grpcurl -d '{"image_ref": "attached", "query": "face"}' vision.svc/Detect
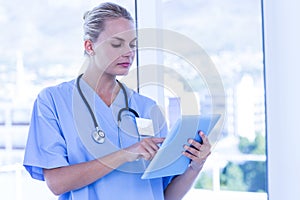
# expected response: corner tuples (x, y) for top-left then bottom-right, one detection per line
(91, 18), (136, 76)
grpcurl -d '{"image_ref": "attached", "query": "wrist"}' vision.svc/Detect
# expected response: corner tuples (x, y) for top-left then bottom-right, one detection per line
(120, 148), (139, 162)
(189, 160), (205, 172)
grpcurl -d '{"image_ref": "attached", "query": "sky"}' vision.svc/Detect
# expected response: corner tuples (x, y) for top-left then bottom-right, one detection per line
(162, 0), (263, 81)
(0, 0), (135, 70)
(0, 0), (263, 102)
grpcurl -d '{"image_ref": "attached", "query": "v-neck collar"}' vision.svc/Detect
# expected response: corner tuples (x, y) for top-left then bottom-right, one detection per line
(79, 78), (124, 109)
(77, 78), (134, 124)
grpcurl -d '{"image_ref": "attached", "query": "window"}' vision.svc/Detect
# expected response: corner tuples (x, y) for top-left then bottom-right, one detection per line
(0, 1), (136, 199)
(0, 0), (267, 199)
(136, 0), (267, 199)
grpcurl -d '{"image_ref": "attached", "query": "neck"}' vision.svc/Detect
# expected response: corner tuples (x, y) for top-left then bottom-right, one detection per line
(82, 70), (120, 106)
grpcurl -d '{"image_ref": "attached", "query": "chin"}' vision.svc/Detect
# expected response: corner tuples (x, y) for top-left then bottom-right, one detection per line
(116, 69), (130, 76)
(117, 72), (129, 76)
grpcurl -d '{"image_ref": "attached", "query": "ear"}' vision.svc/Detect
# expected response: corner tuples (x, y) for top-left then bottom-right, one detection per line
(84, 40), (95, 56)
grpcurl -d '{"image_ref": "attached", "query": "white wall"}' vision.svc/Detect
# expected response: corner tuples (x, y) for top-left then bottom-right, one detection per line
(263, 0), (300, 199)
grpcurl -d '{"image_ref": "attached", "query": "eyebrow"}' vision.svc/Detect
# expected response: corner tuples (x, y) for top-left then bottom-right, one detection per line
(111, 36), (137, 43)
(111, 37), (125, 42)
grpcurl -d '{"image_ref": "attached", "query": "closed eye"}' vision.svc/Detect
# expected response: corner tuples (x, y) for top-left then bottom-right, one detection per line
(130, 38), (137, 49)
(111, 43), (122, 48)
(129, 44), (136, 49)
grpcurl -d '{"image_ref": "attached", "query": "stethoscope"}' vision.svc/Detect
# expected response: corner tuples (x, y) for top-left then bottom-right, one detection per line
(76, 74), (139, 144)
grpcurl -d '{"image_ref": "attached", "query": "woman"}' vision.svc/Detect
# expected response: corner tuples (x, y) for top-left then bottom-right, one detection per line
(23, 2), (211, 200)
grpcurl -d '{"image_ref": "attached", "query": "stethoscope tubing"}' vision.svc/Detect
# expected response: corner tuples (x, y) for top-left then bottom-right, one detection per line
(76, 74), (139, 144)
(76, 74), (101, 134)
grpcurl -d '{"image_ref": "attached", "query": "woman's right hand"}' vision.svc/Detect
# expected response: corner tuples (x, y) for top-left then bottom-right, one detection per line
(43, 137), (164, 195)
(123, 137), (165, 162)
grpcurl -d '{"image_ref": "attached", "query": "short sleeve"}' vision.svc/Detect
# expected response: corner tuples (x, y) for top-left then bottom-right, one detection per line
(163, 175), (176, 190)
(23, 89), (69, 181)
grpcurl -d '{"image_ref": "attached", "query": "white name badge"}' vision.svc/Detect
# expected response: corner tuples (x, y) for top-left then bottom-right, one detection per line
(135, 118), (155, 137)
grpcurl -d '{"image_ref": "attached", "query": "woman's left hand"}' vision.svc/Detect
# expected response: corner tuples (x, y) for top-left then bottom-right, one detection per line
(182, 131), (211, 171)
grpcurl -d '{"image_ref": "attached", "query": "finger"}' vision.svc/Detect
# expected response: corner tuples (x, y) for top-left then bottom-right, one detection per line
(188, 138), (201, 150)
(200, 146), (210, 154)
(182, 150), (196, 160)
(184, 140), (211, 156)
(151, 137), (165, 144)
(140, 139), (160, 159)
(144, 138), (163, 151)
(148, 137), (165, 151)
(199, 145), (206, 152)
(140, 139), (156, 151)
(143, 148), (156, 160)
(199, 131), (210, 144)
(138, 145), (154, 160)
(141, 152), (152, 160)
(183, 145), (199, 157)
(183, 148), (210, 161)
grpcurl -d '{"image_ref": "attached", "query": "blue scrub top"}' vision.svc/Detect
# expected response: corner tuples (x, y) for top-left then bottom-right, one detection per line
(23, 78), (173, 200)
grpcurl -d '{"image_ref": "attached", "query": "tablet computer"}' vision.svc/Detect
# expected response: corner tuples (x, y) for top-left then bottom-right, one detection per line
(141, 114), (221, 179)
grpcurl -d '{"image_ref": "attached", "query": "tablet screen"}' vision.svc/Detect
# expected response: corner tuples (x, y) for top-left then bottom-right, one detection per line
(141, 114), (221, 179)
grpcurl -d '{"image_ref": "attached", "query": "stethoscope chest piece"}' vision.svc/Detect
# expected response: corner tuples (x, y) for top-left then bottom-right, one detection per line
(92, 128), (105, 144)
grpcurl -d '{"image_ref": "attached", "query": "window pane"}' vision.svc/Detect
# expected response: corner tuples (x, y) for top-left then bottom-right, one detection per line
(0, 1), (136, 199)
(160, 0), (266, 199)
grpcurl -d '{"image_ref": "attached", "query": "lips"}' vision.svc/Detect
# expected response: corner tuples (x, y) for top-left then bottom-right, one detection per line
(117, 62), (131, 68)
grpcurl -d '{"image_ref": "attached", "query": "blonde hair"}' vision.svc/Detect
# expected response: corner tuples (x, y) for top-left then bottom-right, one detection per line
(83, 2), (133, 44)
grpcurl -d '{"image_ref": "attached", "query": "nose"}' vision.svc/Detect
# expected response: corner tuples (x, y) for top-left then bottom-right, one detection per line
(122, 45), (135, 57)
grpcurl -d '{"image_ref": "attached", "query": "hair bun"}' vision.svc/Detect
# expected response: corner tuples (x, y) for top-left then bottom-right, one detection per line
(83, 10), (90, 20)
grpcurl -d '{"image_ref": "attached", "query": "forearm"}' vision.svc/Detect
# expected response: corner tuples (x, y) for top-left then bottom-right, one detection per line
(44, 149), (129, 195)
(164, 165), (203, 200)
